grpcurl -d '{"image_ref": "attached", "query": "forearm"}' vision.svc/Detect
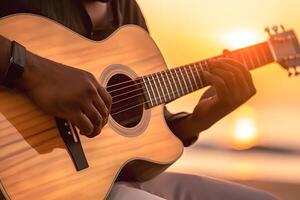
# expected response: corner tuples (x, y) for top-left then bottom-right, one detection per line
(0, 35), (12, 83)
(0, 35), (46, 90)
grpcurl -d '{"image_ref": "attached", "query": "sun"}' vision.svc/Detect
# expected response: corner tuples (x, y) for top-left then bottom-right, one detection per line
(223, 30), (263, 49)
(232, 117), (259, 150)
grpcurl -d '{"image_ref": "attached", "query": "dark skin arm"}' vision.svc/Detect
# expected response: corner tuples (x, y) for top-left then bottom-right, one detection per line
(169, 58), (256, 144)
(0, 35), (112, 137)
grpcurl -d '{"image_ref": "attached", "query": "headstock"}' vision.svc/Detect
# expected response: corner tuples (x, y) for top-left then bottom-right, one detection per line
(267, 25), (300, 76)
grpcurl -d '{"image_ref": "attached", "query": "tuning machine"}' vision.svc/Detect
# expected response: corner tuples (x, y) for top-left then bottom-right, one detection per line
(265, 24), (286, 37)
(280, 24), (286, 32)
(272, 25), (279, 34)
(265, 26), (272, 37)
(280, 55), (300, 77)
(287, 66), (300, 77)
(295, 66), (300, 76)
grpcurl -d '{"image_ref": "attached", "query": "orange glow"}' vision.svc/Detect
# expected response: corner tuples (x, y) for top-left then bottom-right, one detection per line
(232, 118), (259, 150)
(138, 0), (300, 151)
(233, 159), (257, 180)
(223, 30), (263, 49)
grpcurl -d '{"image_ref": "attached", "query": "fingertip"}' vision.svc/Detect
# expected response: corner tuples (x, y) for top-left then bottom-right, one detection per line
(85, 126), (102, 138)
(81, 129), (93, 138)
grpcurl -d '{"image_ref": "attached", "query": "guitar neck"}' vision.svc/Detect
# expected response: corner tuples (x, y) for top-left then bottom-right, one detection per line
(141, 41), (275, 108)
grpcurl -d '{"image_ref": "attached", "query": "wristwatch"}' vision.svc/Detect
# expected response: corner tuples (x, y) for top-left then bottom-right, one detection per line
(3, 41), (26, 88)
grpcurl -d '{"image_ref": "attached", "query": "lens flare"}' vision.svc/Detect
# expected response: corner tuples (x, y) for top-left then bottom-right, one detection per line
(223, 30), (263, 49)
(232, 117), (258, 150)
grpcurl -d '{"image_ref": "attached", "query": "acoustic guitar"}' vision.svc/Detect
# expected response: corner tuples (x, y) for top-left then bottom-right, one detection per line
(0, 14), (299, 200)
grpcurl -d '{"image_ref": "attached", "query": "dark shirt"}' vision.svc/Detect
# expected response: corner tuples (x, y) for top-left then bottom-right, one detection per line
(0, 0), (195, 146)
(0, 0), (148, 40)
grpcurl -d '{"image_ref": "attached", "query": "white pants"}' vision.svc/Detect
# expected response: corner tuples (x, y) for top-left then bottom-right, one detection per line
(107, 172), (279, 200)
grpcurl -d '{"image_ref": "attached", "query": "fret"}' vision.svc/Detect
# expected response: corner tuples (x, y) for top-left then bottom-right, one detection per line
(151, 74), (163, 104)
(174, 68), (186, 95)
(248, 49), (256, 69)
(262, 43), (274, 63)
(202, 60), (210, 72)
(183, 66), (195, 91)
(178, 68), (189, 94)
(254, 44), (266, 66)
(188, 65), (198, 90)
(169, 69), (181, 98)
(156, 72), (169, 102)
(143, 41), (275, 108)
(164, 70), (176, 100)
(194, 63), (204, 88)
(250, 48), (260, 67)
(258, 44), (268, 64)
(146, 75), (158, 105)
(239, 51), (248, 67)
(142, 78), (154, 107)
(242, 49), (253, 69)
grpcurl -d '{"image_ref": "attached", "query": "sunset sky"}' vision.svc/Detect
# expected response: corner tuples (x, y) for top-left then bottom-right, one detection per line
(137, 0), (300, 150)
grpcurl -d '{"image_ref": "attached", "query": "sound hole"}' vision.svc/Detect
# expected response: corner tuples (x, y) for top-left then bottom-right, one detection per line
(107, 74), (144, 128)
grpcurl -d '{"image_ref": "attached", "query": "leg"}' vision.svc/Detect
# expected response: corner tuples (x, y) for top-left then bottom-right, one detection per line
(134, 172), (280, 200)
(107, 182), (166, 200)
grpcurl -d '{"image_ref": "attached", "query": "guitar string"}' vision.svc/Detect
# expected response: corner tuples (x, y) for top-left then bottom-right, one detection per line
(110, 79), (199, 116)
(105, 43), (270, 92)
(105, 61), (207, 90)
(110, 63), (209, 104)
(110, 47), (273, 115)
(109, 56), (266, 114)
(110, 67), (208, 107)
(106, 53), (256, 95)
(107, 61), (211, 94)
(110, 77), (205, 114)
(109, 52), (269, 105)
(109, 45), (271, 113)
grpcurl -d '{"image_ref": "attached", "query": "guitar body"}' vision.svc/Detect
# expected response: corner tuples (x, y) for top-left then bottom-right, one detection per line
(0, 14), (183, 200)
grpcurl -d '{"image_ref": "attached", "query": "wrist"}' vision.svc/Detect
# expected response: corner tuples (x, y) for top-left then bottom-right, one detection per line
(15, 51), (41, 91)
(191, 96), (220, 131)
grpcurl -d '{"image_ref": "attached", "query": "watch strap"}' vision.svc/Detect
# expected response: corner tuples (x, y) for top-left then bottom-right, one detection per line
(3, 41), (26, 88)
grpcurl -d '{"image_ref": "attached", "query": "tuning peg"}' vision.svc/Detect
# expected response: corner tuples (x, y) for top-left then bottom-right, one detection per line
(288, 68), (293, 77)
(265, 27), (272, 36)
(280, 24), (286, 32)
(295, 66), (300, 76)
(272, 25), (279, 34)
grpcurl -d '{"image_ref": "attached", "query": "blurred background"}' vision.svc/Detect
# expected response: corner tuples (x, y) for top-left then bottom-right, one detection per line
(137, 0), (300, 199)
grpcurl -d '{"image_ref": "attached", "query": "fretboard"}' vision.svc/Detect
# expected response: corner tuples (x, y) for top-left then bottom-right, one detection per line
(141, 41), (275, 108)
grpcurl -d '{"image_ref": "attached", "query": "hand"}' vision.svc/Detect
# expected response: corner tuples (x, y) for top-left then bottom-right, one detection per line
(17, 51), (112, 138)
(191, 57), (256, 130)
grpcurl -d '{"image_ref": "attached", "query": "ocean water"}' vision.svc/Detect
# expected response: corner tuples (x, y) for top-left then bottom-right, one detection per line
(169, 143), (300, 184)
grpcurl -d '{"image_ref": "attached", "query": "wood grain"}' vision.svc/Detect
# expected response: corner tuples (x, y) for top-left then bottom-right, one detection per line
(0, 14), (184, 200)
